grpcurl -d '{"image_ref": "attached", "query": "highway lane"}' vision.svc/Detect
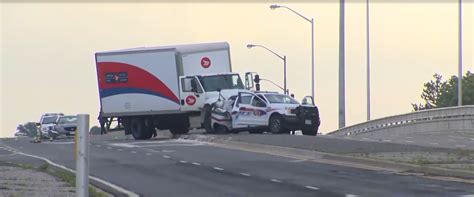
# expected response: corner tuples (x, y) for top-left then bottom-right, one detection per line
(1, 135), (473, 197)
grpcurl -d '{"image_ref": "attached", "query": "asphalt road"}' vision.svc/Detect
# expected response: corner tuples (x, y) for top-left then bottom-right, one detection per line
(1, 134), (473, 197)
(331, 129), (474, 150)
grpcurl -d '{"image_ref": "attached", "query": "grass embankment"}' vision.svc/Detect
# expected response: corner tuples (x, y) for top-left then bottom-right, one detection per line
(18, 162), (109, 197)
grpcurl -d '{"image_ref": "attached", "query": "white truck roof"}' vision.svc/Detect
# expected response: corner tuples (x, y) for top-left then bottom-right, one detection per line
(96, 42), (229, 55)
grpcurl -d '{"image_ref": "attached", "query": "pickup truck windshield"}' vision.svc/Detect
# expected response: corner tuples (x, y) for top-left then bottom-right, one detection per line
(264, 94), (299, 104)
(58, 116), (77, 124)
(41, 116), (58, 124)
(199, 74), (244, 92)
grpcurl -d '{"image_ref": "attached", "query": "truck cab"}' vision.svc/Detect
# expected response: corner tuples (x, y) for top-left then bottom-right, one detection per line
(179, 73), (245, 112)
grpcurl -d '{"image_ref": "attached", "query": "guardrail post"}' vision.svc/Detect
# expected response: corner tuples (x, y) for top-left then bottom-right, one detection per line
(76, 114), (89, 197)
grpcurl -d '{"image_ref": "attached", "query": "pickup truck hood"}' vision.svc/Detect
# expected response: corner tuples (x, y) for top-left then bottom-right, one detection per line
(205, 89), (250, 103)
(268, 103), (300, 110)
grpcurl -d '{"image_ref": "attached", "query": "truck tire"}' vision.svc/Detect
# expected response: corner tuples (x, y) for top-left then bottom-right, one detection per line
(130, 118), (152, 140)
(249, 129), (264, 134)
(214, 124), (229, 134)
(202, 105), (214, 134)
(302, 129), (317, 136)
(268, 115), (284, 134)
(170, 128), (189, 135)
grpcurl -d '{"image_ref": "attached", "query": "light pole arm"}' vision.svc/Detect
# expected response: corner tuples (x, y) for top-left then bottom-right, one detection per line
(260, 78), (286, 92)
(281, 6), (312, 23)
(253, 45), (285, 60)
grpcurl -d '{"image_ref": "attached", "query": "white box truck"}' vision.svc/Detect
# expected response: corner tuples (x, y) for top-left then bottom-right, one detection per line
(95, 42), (247, 139)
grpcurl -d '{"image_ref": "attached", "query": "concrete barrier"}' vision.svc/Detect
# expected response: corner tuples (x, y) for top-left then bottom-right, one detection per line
(328, 105), (474, 136)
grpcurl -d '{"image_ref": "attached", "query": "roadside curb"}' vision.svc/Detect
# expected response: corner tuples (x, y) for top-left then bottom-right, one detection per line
(183, 135), (474, 180)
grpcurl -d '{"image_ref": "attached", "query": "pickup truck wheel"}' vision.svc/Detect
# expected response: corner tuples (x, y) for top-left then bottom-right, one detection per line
(131, 118), (149, 140)
(170, 128), (189, 135)
(214, 124), (228, 134)
(302, 129), (317, 136)
(249, 129), (264, 134)
(269, 115), (284, 134)
(203, 105), (214, 134)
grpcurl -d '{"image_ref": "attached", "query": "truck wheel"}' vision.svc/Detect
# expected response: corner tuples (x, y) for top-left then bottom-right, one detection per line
(170, 128), (189, 135)
(268, 115), (284, 134)
(130, 118), (150, 140)
(302, 124), (318, 136)
(249, 129), (264, 134)
(214, 124), (229, 134)
(302, 129), (317, 136)
(202, 105), (214, 134)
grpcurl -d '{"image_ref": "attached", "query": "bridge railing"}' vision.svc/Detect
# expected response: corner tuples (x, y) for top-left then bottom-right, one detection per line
(328, 105), (474, 136)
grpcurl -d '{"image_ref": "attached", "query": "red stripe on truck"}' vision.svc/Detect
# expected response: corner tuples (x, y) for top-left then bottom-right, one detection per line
(97, 62), (179, 104)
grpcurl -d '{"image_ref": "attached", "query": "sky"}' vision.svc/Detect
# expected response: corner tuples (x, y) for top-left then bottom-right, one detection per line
(1, 1), (473, 138)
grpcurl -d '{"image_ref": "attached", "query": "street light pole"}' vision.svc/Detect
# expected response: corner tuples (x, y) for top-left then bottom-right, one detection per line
(339, 0), (346, 128)
(311, 18), (315, 99)
(458, 0), (463, 106)
(366, 0), (371, 121)
(270, 5), (315, 98)
(247, 44), (288, 94)
(284, 55), (287, 94)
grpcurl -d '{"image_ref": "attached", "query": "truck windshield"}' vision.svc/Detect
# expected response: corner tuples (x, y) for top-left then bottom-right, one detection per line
(41, 117), (58, 124)
(198, 74), (244, 92)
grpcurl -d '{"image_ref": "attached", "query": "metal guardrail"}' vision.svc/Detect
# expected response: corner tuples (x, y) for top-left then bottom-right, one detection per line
(328, 105), (474, 136)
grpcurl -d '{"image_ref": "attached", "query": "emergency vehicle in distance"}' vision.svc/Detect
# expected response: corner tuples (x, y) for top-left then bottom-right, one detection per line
(95, 42), (254, 139)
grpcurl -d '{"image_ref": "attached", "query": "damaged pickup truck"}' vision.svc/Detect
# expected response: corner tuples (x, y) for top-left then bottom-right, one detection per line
(210, 91), (320, 135)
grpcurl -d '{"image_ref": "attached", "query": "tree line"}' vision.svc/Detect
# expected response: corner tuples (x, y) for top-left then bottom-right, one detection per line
(412, 71), (473, 111)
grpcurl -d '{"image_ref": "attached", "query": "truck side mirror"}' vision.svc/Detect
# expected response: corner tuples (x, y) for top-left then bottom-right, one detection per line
(302, 96), (314, 105)
(245, 72), (254, 90)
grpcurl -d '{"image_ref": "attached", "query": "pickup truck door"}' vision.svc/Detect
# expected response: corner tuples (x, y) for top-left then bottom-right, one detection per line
(179, 76), (205, 112)
(232, 92), (269, 128)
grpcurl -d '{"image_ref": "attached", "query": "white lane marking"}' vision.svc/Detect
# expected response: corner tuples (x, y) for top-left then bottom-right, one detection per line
(471, 138), (474, 141)
(111, 140), (206, 148)
(405, 141), (414, 143)
(346, 194), (359, 197)
(162, 155), (171, 159)
(406, 136), (413, 139)
(130, 151), (137, 154)
(213, 167), (224, 171)
(271, 179), (282, 183)
(191, 162), (201, 166)
(455, 145), (466, 148)
(0, 153), (17, 157)
(179, 160), (188, 163)
(47, 142), (74, 145)
(305, 186), (319, 190)
(117, 149), (124, 152)
(145, 153), (152, 156)
(290, 159), (307, 163)
(460, 195), (474, 197)
(12, 151), (139, 197)
(106, 147), (113, 149)
(240, 173), (251, 177)
(429, 142), (439, 145)
(161, 150), (176, 153)
(382, 139), (392, 142)
(96, 145), (101, 148)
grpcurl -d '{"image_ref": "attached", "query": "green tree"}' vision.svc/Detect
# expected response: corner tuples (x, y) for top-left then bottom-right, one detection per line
(413, 71), (473, 111)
